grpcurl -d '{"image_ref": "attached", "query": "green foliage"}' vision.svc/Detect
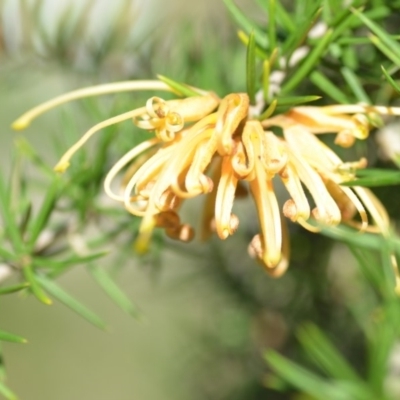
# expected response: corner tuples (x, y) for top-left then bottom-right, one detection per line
(2, 0), (400, 399)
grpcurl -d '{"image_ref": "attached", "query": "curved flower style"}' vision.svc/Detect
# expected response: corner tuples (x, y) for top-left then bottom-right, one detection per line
(12, 79), (400, 285)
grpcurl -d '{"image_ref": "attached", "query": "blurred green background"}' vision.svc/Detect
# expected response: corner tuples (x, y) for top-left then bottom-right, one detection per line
(0, 1), (265, 400)
(1, 1), (400, 400)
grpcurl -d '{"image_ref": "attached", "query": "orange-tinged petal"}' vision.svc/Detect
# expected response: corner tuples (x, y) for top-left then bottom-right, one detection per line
(260, 131), (287, 177)
(353, 187), (390, 233)
(283, 125), (341, 173)
(247, 124), (283, 267)
(215, 93), (249, 155)
(280, 162), (311, 222)
(214, 156), (239, 239)
(249, 177), (282, 268)
(286, 145), (341, 226)
(167, 92), (220, 121)
(104, 138), (160, 202)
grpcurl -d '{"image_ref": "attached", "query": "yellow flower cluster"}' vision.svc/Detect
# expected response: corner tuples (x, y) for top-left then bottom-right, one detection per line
(12, 79), (400, 282)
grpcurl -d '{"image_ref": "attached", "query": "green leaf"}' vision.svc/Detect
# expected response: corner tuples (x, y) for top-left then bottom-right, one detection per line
(14, 138), (55, 177)
(223, 0), (268, 48)
(369, 34), (400, 67)
(22, 265), (52, 305)
(381, 65), (400, 93)
(258, 99), (278, 120)
(341, 67), (370, 104)
(329, 8), (360, 43)
(340, 169), (400, 187)
(297, 323), (361, 381)
(267, 0), (276, 53)
(282, 6), (322, 58)
(352, 7), (400, 65)
(265, 351), (354, 400)
(36, 275), (107, 330)
(265, 350), (378, 400)
(379, 240), (400, 297)
(320, 225), (392, 252)
(0, 173), (24, 254)
(367, 301), (400, 393)
(310, 70), (350, 103)
(156, 75), (199, 97)
(275, 95), (321, 106)
(338, 37), (371, 45)
(0, 381), (18, 400)
(353, 5), (391, 27)
(0, 247), (16, 261)
(26, 177), (62, 249)
(35, 250), (109, 278)
(282, 29), (333, 94)
(87, 265), (140, 318)
(255, 0), (295, 32)
(274, 0), (296, 32)
(0, 283), (30, 296)
(246, 31), (257, 105)
(0, 330), (27, 344)
(348, 245), (384, 292)
(262, 59), (271, 101)
(265, 350), (332, 396)
(238, 30), (268, 59)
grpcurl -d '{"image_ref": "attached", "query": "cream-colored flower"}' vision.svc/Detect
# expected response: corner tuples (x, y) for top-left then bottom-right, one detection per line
(12, 79), (400, 286)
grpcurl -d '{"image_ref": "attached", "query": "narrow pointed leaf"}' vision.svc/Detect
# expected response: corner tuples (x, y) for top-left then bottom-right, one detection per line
(22, 266), (52, 305)
(310, 71), (350, 103)
(275, 95), (321, 106)
(0, 330), (27, 344)
(15, 138), (55, 177)
(267, 0), (276, 53)
(265, 351), (347, 400)
(369, 35), (400, 66)
(282, 6), (322, 58)
(320, 225), (392, 251)
(35, 250), (109, 278)
(297, 323), (361, 381)
(341, 67), (370, 104)
(36, 275), (107, 330)
(258, 99), (278, 120)
(330, 8), (360, 42)
(380, 241), (400, 297)
(381, 65), (400, 93)
(0, 174), (24, 253)
(352, 7), (400, 58)
(274, 0), (295, 32)
(237, 30), (268, 59)
(0, 283), (30, 296)
(0, 248), (15, 261)
(156, 75), (199, 97)
(223, 0), (268, 48)
(246, 31), (257, 105)
(265, 351), (377, 400)
(282, 29), (333, 93)
(262, 59), (271, 101)
(367, 307), (399, 393)
(27, 177), (62, 249)
(0, 381), (18, 400)
(254, 0), (295, 32)
(349, 245), (383, 290)
(87, 265), (140, 318)
(340, 169), (400, 187)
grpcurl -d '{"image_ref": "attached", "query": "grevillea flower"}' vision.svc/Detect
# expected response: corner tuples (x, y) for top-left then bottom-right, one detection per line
(12, 79), (400, 286)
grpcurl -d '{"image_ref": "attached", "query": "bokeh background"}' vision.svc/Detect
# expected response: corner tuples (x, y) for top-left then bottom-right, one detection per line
(1, 1), (400, 400)
(0, 1), (267, 400)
